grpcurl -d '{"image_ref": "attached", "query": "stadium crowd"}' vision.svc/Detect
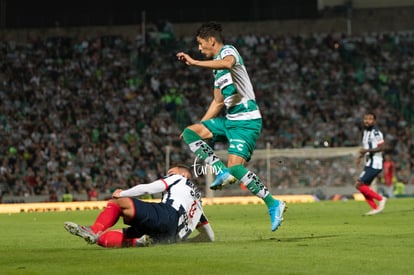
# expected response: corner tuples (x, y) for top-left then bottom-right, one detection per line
(0, 28), (413, 200)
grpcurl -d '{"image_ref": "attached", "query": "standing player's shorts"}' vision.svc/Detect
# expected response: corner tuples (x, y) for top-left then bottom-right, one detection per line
(202, 117), (262, 162)
(358, 166), (382, 185)
(123, 198), (179, 243)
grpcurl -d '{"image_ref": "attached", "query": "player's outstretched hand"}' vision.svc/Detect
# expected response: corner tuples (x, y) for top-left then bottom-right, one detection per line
(112, 189), (123, 199)
(176, 52), (194, 65)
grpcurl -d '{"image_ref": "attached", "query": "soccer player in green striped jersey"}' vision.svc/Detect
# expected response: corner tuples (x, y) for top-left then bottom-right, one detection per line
(177, 22), (285, 232)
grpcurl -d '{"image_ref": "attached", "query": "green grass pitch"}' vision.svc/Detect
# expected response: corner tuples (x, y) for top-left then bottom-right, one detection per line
(0, 198), (413, 275)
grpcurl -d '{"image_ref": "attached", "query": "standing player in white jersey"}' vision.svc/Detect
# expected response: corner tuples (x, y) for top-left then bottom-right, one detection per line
(356, 112), (387, 215)
(64, 165), (214, 247)
(176, 21), (285, 232)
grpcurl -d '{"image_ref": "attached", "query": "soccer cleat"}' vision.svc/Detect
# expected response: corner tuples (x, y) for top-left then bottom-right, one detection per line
(64, 221), (98, 244)
(269, 200), (286, 231)
(210, 169), (238, 190)
(365, 197), (387, 216)
(135, 235), (153, 247)
(365, 208), (382, 216)
(378, 197), (387, 211)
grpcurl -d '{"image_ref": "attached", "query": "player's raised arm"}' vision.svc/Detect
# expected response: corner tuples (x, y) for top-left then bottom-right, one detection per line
(177, 51), (234, 69)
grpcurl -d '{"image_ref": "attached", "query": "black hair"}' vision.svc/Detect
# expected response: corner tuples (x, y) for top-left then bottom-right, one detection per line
(365, 111), (376, 120)
(195, 21), (224, 43)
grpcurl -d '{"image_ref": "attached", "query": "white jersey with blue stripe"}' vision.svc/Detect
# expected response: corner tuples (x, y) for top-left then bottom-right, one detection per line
(160, 174), (204, 240)
(361, 126), (384, 169)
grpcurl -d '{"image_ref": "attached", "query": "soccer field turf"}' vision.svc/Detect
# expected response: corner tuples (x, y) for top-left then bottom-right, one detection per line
(0, 197), (413, 275)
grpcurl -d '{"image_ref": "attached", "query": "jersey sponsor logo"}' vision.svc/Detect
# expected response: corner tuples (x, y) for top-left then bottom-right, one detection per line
(215, 74), (232, 90)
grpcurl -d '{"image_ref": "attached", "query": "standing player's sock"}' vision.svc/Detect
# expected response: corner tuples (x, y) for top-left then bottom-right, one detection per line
(358, 185), (380, 209)
(90, 201), (122, 233)
(361, 193), (378, 209)
(358, 184), (383, 200)
(229, 164), (277, 208)
(182, 128), (226, 172)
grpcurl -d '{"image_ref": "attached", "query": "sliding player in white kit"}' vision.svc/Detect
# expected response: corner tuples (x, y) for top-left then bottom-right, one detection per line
(64, 165), (214, 247)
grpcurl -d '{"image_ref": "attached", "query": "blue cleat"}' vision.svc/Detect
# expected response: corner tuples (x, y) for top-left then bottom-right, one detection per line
(210, 169), (238, 190)
(268, 200), (286, 232)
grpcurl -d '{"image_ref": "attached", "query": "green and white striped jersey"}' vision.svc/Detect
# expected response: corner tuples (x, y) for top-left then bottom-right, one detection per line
(213, 45), (262, 121)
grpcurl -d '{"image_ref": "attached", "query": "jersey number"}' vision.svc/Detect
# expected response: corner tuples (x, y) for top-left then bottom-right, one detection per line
(188, 200), (197, 218)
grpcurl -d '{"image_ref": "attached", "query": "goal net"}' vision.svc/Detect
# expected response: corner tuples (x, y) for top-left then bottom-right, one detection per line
(165, 145), (361, 198)
(214, 146), (361, 195)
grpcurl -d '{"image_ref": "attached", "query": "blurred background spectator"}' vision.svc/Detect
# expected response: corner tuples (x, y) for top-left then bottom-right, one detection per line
(0, 1), (413, 201)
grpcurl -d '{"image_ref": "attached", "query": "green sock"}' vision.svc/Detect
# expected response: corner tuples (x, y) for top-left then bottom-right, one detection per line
(182, 128), (226, 172)
(229, 164), (276, 207)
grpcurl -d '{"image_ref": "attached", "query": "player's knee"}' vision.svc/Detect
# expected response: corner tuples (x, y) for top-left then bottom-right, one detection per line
(185, 124), (202, 134)
(182, 127), (192, 135)
(182, 126), (203, 143)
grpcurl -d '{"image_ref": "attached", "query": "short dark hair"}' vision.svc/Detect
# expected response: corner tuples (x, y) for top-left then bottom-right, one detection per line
(176, 164), (193, 179)
(196, 21), (224, 43)
(176, 164), (191, 171)
(365, 111), (376, 120)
